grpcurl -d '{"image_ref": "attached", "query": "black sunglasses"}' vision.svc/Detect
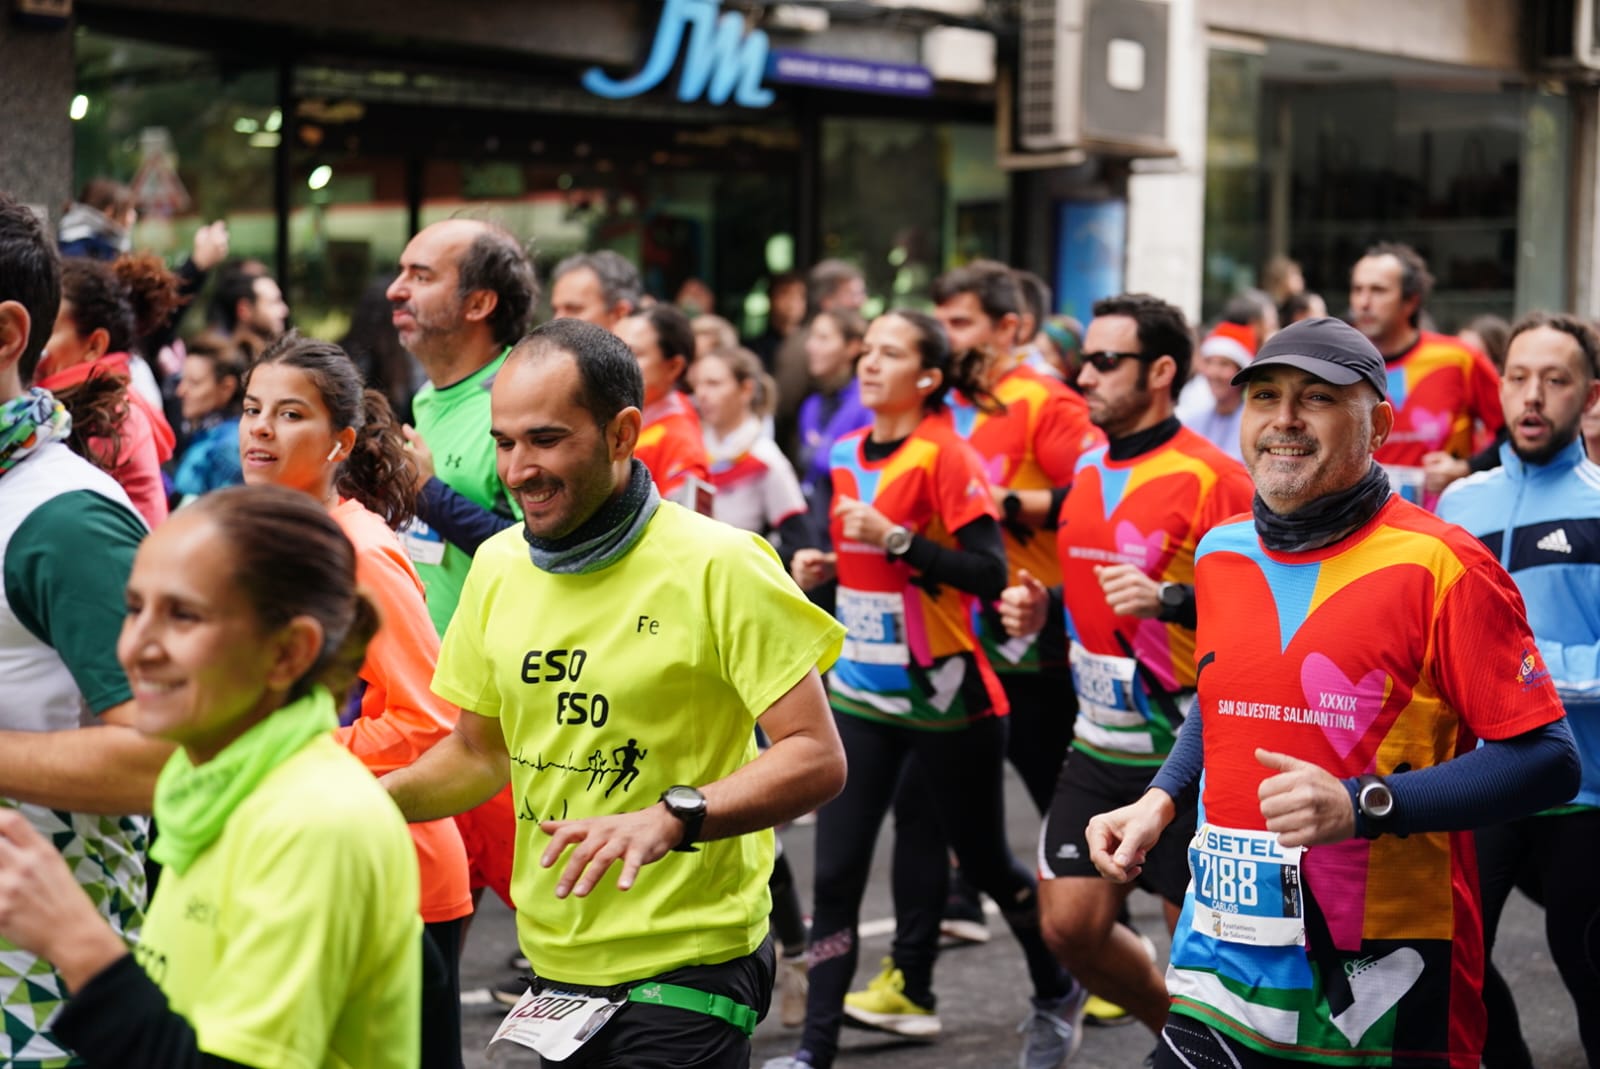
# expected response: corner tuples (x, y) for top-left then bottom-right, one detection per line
(1081, 350), (1148, 372)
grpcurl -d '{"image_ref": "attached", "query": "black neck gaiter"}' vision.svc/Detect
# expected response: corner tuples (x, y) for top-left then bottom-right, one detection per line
(1253, 462), (1392, 553)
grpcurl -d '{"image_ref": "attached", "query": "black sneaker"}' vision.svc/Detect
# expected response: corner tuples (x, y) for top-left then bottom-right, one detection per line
(491, 975), (530, 1007)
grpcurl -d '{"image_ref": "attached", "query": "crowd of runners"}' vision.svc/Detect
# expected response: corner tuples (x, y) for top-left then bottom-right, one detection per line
(0, 180), (1593, 1069)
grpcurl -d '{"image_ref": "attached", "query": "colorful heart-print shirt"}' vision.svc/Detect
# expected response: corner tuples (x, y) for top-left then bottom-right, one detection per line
(1171, 495), (1566, 1066)
(827, 417), (1007, 730)
(1056, 425), (1254, 766)
(943, 360), (1103, 672)
(1375, 332), (1502, 507)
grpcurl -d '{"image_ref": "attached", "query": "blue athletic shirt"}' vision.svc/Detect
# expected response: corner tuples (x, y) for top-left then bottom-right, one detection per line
(1437, 437), (1600, 808)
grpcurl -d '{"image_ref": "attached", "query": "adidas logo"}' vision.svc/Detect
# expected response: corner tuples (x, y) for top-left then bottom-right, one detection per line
(1537, 528), (1574, 554)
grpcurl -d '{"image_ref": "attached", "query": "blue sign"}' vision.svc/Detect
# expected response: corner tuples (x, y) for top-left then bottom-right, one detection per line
(1054, 199), (1127, 321)
(766, 51), (934, 97)
(582, 0), (774, 108)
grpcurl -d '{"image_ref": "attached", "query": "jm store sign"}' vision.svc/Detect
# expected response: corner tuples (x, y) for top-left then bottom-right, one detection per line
(582, 0), (934, 108)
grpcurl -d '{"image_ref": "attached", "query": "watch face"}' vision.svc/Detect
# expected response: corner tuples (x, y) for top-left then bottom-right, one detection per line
(1362, 784), (1394, 818)
(664, 785), (705, 811)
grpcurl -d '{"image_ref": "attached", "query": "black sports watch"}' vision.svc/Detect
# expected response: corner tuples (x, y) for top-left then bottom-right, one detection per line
(660, 785), (708, 852)
(1155, 582), (1194, 625)
(1355, 774), (1395, 838)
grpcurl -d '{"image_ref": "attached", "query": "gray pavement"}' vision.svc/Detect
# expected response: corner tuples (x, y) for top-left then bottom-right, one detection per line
(459, 768), (1586, 1068)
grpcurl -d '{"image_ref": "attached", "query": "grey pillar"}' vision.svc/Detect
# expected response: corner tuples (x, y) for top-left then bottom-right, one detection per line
(0, 12), (75, 220)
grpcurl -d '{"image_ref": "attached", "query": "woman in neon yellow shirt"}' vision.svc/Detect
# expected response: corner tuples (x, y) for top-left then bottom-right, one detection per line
(0, 484), (420, 1068)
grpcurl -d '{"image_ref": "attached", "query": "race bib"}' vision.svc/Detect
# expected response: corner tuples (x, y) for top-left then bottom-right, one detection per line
(1187, 824), (1305, 947)
(838, 587), (909, 665)
(1070, 641), (1143, 726)
(400, 518), (447, 566)
(491, 985), (625, 1060)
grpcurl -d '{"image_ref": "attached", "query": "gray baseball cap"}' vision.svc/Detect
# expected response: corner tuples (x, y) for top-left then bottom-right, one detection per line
(1231, 317), (1388, 399)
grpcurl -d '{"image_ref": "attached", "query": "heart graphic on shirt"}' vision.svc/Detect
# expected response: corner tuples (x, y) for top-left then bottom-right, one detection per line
(1114, 521), (1167, 571)
(984, 454), (1007, 486)
(1299, 653), (1388, 761)
(1404, 407), (1450, 449)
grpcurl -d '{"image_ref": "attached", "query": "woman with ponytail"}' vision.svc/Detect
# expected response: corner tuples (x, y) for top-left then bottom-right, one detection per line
(0, 484), (421, 1068)
(240, 332), (470, 1068)
(36, 254), (181, 526)
(771, 310), (1074, 1069)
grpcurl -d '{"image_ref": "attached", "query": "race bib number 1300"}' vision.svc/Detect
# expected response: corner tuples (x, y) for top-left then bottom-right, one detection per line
(1187, 824), (1305, 947)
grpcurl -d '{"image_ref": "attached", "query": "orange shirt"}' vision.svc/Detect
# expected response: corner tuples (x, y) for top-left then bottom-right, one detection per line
(332, 498), (471, 924)
(636, 391), (711, 497)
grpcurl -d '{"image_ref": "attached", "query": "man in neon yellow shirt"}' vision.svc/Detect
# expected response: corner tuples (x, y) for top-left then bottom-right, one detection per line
(384, 318), (847, 1068)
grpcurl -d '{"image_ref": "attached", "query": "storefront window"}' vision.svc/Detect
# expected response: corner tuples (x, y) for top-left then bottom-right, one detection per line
(1201, 47), (1263, 320)
(821, 119), (1005, 314)
(74, 27), (278, 318)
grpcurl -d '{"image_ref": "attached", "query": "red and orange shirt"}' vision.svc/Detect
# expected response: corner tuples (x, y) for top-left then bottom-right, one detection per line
(1057, 426), (1253, 765)
(636, 391), (711, 498)
(944, 361), (1103, 671)
(827, 417), (1007, 730)
(1170, 496), (1566, 1066)
(332, 498), (472, 925)
(1376, 332), (1502, 505)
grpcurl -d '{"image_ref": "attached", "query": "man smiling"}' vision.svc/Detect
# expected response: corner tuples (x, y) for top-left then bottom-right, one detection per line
(1088, 316), (1580, 1069)
(384, 318), (846, 1068)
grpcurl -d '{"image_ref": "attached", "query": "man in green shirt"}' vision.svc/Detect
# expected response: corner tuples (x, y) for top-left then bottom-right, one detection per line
(387, 219), (537, 635)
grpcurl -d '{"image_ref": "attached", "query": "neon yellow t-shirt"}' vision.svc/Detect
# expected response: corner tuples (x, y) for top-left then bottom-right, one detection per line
(433, 502), (844, 986)
(136, 735), (421, 1069)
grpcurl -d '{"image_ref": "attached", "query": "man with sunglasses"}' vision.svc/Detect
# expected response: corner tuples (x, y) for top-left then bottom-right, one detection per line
(999, 293), (1254, 1049)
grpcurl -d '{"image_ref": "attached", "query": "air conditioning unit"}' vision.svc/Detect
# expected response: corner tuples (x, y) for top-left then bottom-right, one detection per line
(1018, 0), (1172, 155)
(1531, 0), (1600, 71)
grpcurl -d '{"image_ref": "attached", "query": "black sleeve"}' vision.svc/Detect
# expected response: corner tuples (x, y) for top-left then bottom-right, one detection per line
(53, 954), (254, 1069)
(414, 477), (516, 555)
(899, 514), (1008, 601)
(1465, 428), (1508, 475)
(1043, 485), (1072, 531)
(773, 512), (816, 567)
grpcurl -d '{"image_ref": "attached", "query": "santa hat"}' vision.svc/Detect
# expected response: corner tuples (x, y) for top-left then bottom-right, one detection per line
(1199, 321), (1256, 368)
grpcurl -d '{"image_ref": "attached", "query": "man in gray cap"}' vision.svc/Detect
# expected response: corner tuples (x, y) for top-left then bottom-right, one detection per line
(1085, 318), (1580, 1068)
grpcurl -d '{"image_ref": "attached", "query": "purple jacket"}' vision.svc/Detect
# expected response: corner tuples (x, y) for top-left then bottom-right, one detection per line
(797, 378), (871, 491)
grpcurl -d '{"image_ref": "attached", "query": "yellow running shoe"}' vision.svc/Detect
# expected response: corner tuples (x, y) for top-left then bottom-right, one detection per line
(842, 958), (941, 1038)
(1083, 993), (1135, 1026)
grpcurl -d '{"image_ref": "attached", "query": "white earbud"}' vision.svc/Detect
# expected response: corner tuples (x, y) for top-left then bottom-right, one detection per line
(916, 375), (934, 389)
(327, 444), (343, 462)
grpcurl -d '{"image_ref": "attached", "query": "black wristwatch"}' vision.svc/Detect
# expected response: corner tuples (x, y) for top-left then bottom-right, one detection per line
(1354, 774), (1395, 839)
(660, 785), (708, 852)
(1155, 582), (1193, 625)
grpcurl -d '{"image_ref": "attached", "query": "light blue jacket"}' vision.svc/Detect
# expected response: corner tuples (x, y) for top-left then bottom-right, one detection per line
(1438, 437), (1600, 807)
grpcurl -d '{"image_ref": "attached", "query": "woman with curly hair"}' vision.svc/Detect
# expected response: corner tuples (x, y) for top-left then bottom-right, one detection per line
(37, 254), (180, 526)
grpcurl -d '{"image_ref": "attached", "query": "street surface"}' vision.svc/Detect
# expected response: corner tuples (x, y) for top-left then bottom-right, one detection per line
(460, 768), (1586, 1068)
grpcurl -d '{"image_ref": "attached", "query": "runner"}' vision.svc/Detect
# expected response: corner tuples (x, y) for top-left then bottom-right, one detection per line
(240, 333), (471, 1068)
(0, 485), (421, 1069)
(615, 304), (712, 499)
(35, 253), (179, 526)
(844, 262), (1103, 1059)
(383, 318), (846, 1069)
(691, 345), (808, 547)
(771, 309), (1081, 1069)
(999, 293), (1253, 1047)
(1088, 316), (1580, 1068)
(1436, 311), (1600, 1068)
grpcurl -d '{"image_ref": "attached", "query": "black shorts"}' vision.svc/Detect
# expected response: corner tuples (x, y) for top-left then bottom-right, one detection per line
(538, 939), (775, 1068)
(1037, 747), (1195, 906)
